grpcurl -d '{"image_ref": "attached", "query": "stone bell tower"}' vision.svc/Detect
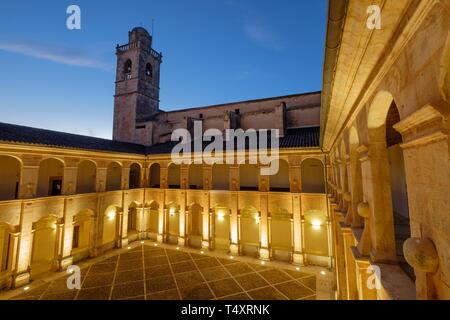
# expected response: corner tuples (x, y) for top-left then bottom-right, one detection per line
(113, 27), (162, 144)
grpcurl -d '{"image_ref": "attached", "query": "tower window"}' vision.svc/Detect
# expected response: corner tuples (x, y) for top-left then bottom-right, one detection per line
(146, 63), (153, 77)
(124, 59), (132, 74)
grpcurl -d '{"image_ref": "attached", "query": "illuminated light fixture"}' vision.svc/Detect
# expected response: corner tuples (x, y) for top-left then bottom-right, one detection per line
(154, 243), (158, 247)
(255, 216), (261, 224)
(296, 267), (300, 271)
(200, 251), (204, 255)
(140, 241), (144, 244)
(217, 211), (225, 222)
(169, 208), (176, 217)
(230, 256), (234, 260)
(176, 247), (180, 250)
(23, 286), (30, 291)
(261, 261), (266, 265)
(311, 219), (322, 230)
(127, 246), (131, 250)
(321, 271), (326, 276)
(107, 211), (116, 221)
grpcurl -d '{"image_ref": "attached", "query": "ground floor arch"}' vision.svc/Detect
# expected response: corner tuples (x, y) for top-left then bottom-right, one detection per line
(239, 206), (260, 257)
(30, 215), (58, 278)
(72, 209), (94, 262)
(187, 203), (203, 248)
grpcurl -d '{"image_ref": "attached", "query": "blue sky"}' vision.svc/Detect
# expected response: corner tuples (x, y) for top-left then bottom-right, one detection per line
(0, 0), (327, 139)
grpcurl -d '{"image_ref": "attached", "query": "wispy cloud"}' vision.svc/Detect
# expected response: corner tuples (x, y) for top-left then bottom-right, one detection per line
(223, 1), (284, 52)
(243, 21), (284, 51)
(0, 41), (112, 72)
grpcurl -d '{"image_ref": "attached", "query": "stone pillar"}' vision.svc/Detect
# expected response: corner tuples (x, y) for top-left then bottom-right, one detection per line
(63, 161), (78, 195)
(19, 156), (40, 199)
(203, 165), (212, 190)
(59, 198), (74, 271)
(360, 143), (396, 262)
(160, 166), (168, 189)
(292, 194), (304, 265)
(229, 191), (239, 255)
(13, 202), (32, 287)
(352, 249), (377, 300)
(116, 210), (124, 248)
(179, 190), (187, 246)
(96, 167), (107, 192)
(342, 226), (358, 300)
(259, 193), (270, 260)
(122, 166), (130, 190)
(202, 191), (211, 250)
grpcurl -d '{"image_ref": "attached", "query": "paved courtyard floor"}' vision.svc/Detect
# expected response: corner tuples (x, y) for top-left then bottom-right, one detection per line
(6, 242), (318, 300)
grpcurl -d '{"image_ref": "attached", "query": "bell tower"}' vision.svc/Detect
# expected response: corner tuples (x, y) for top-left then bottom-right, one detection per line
(113, 27), (162, 144)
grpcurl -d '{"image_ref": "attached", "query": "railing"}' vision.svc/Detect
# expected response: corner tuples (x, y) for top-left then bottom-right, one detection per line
(116, 42), (163, 62)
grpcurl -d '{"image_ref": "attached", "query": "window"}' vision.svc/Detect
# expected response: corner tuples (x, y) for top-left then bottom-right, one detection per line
(146, 63), (153, 77)
(125, 59), (132, 74)
(72, 225), (80, 249)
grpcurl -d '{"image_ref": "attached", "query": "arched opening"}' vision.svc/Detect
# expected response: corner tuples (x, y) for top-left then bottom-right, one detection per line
(30, 216), (58, 278)
(148, 163), (160, 188)
(270, 208), (293, 262)
(368, 92), (412, 279)
(147, 201), (159, 240)
(129, 163), (141, 189)
(127, 202), (140, 243)
(103, 205), (119, 250)
(239, 164), (259, 191)
(213, 206), (230, 251)
(301, 158), (325, 193)
(124, 59), (132, 74)
(189, 164), (203, 189)
(76, 160), (96, 194)
(239, 206), (260, 257)
(304, 209), (329, 259)
(106, 162), (122, 191)
(212, 164), (229, 190)
(167, 203), (179, 244)
(37, 158), (64, 197)
(187, 204), (203, 248)
(72, 209), (94, 263)
(0, 223), (14, 273)
(146, 63), (153, 77)
(269, 159), (290, 192)
(0, 156), (21, 200)
(168, 164), (180, 189)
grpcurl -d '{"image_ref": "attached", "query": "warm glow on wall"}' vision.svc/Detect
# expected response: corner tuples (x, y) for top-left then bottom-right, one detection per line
(311, 219), (322, 230)
(169, 207), (176, 216)
(107, 210), (116, 221)
(217, 209), (226, 222)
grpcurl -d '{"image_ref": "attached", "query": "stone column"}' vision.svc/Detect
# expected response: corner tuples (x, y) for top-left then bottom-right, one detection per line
(13, 202), (32, 287)
(122, 166), (130, 190)
(292, 194), (304, 265)
(59, 198), (74, 270)
(19, 156), (40, 199)
(202, 191), (211, 250)
(96, 167), (107, 192)
(259, 193), (270, 261)
(359, 144), (396, 262)
(342, 226), (358, 300)
(229, 191), (239, 255)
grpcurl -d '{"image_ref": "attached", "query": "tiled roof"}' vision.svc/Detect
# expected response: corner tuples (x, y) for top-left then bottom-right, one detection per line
(0, 122), (147, 154)
(0, 122), (320, 155)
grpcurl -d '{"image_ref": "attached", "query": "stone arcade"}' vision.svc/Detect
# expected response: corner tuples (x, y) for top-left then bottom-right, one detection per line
(0, 0), (449, 300)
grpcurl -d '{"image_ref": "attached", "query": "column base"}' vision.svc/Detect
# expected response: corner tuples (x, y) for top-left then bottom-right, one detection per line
(259, 247), (270, 261)
(13, 272), (30, 288)
(229, 243), (239, 256)
(201, 240), (210, 250)
(59, 256), (74, 271)
(120, 237), (129, 248)
(292, 252), (305, 266)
